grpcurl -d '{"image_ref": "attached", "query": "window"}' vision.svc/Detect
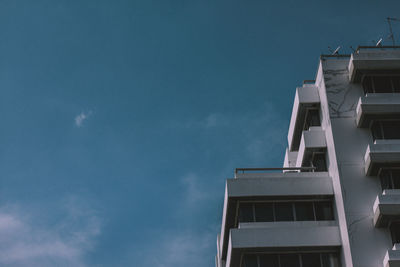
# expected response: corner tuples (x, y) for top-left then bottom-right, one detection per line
(295, 202), (315, 221)
(311, 152), (328, 172)
(238, 201), (334, 223)
(275, 202), (294, 221)
(314, 201), (335, 221)
(242, 253), (341, 267)
(362, 75), (400, 94)
(390, 221), (400, 245)
(371, 121), (400, 141)
(304, 109), (321, 131)
(379, 169), (400, 190)
(239, 203), (254, 223)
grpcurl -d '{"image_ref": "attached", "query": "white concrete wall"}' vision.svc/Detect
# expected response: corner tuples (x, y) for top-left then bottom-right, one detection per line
(320, 57), (392, 267)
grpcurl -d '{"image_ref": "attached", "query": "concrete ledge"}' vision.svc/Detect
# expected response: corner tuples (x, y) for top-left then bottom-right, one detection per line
(219, 172), (333, 260)
(349, 49), (400, 82)
(226, 225), (341, 267)
(373, 190), (400, 227)
(287, 85), (320, 151)
(356, 94), (400, 128)
(364, 140), (400, 176)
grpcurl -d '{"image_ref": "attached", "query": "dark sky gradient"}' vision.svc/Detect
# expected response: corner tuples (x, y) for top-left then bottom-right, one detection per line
(0, 1), (399, 266)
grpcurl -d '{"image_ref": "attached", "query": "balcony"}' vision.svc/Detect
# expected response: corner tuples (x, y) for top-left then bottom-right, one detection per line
(219, 170), (333, 260)
(364, 140), (400, 176)
(296, 127), (327, 168)
(356, 94), (400, 128)
(373, 190), (400, 227)
(384, 244), (400, 267)
(225, 222), (341, 267)
(348, 46), (400, 82)
(287, 85), (320, 151)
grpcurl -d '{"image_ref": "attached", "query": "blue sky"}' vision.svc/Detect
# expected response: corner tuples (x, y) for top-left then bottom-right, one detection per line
(0, 0), (400, 266)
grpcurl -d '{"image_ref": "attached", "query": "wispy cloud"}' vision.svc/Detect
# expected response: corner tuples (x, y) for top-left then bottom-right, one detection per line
(0, 198), (101, 267)
(180, 173), (209, 206)
(74, 111), (92, 127)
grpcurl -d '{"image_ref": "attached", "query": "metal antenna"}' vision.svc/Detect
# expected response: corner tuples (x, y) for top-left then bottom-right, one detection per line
(328, 46), (341, 55)
(387, 17), (400, 46)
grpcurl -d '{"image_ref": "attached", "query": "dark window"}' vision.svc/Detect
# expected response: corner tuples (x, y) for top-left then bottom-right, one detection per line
(314, 201), (334, 220)
(311, 153), (328, 172)
(242, 253), (340, 267)
(295, 202), (315, 221)
(379, 169), (400, 190)
(362, 75), (400, 94)
(259, 254), (279, 267)
(243, 254), (258, 267)
(238, 201), (334, 224)
(280, 254), (300, 267)
(302, 253), (322, 267)
(275, 203), (294, 221)
(321, 253), (340, 267)
(390, 222), (400, 245)
(304, 109), (321, 130)
(255, 203), (274, 222)
(239, 203), (254, 223)
(371, 121), (400, 141)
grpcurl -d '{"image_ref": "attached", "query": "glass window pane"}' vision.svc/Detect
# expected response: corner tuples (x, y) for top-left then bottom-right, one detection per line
(295, 202), (315, 221)
(390, 222), (400, 245)
(239, 203), (254, 223)
(280, 254), (300, 267)
(371, 121), (383, 140)
(362, 76), (373, 94)
(315, 201), (334, 220)
(312, 153), (327, 172)
(381, 121), (400, 139)
(373, 76), (393, 93)
(380, 170), (392, 190)
(321, 253), (340, 267)
(392, 170), (400, 189)
(255, 203), (274, 222)
(304, 109), (321, 130)
(243, 254), (258, 267)
(301, 253), (322, 267)
(274, 203), (294, 221)
(393, 76), (400, 92)
(259, 254), (279, 267)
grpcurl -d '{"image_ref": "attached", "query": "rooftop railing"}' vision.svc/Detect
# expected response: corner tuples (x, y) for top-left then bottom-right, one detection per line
(234, 167), (316, 174)
(356, 46), (400, 52)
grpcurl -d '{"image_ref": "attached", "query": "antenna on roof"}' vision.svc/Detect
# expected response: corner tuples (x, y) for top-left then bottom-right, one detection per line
(376, 38), (383, 47)
(387, 17), (400, 46)
(328, 46), (341, 55)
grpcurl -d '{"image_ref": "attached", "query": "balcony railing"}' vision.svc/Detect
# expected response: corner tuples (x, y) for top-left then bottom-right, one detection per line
(234, 167), (316, 175)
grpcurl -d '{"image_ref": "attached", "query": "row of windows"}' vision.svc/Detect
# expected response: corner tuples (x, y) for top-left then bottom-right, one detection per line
(362, 75), (400, 94)
(238, 201), (334, 223)
(242, 253), (340, 267)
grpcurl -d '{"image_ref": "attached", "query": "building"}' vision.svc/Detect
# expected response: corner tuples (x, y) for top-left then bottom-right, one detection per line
(215, 47), (400, 267)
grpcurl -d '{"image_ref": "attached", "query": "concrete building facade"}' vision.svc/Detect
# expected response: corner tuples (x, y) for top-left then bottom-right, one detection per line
(216, 47), (400, 267)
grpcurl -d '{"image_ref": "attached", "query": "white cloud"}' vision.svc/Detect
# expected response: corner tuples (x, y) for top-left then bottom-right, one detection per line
(0, 198), (101, 267)
(180, 173), (208, 205)
(74, 111), (92, 127)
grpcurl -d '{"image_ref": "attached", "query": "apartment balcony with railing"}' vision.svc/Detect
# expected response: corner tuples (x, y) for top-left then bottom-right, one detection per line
(348, 46), (400, 83)
(364, 140), (400, 176)
(217, 168), (338, 267)
(287, 84), (321, 152)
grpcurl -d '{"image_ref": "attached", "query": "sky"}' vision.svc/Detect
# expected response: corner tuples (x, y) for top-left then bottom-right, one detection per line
(0, 0), (400, 266)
